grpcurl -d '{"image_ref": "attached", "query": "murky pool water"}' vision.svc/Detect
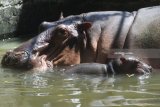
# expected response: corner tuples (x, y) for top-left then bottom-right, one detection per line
(0, 38), (160, 107)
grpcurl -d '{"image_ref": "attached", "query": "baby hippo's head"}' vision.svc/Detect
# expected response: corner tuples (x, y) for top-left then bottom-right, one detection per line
(112, 56), (152, 74)
(64, 56), (152, 75)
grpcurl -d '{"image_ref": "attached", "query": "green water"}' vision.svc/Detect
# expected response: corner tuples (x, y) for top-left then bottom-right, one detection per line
(0, 38), (160, 107)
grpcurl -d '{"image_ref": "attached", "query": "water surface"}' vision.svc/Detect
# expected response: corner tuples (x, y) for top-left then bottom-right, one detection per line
(0, 38), (160, 107)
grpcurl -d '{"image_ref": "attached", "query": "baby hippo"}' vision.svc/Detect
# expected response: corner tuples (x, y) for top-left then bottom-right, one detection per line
(65, 56), (152, 75)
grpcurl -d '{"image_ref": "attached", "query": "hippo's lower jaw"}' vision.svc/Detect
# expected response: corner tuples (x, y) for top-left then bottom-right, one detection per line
(1, 50), (30, 69)
(107, 61), (152, 75)
(112, 57), (152, 75)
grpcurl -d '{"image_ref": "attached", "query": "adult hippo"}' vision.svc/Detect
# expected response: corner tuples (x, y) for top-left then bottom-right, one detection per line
(1, 6), (160, 71)
(39, 6), (160, 68)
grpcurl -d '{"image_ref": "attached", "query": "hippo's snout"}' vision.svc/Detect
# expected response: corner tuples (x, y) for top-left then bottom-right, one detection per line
(1, 51), (30, 68)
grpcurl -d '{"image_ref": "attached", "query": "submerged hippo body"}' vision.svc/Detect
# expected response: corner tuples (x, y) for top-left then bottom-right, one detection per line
(1, 6), (160, 71)
(65, 56), (152, 75)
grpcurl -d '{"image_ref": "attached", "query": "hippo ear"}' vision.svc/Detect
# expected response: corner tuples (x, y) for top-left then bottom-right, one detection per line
(59, 12), (64, 19)
(77, 22), (92, 31)
(120, 57), (126, 64)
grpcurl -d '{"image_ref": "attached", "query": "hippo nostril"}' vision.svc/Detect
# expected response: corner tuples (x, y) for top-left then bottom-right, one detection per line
(4, 58), (11, 65)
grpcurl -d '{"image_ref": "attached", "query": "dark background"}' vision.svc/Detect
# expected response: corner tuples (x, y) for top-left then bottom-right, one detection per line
(16, 0), (160, 37)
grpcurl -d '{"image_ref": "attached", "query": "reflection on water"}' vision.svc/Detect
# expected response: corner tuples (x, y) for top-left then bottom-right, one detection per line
(0, 38), (160, 107)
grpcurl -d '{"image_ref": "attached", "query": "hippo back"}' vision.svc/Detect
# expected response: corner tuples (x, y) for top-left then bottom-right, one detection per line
(81, 11), (135, 63)
(124, 6), (160, 68)
(125, 6), (160, 48)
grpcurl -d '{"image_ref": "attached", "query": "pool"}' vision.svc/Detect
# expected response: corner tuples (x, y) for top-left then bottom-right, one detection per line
(0, 38), (160, 107)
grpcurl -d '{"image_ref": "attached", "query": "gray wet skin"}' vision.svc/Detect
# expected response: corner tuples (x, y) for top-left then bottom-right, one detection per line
(65, 57), (152, 75)
(1, 6), (160, 70)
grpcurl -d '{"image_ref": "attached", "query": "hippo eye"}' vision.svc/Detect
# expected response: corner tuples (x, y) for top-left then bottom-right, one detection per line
(56, 28), (68, 36)
(59, 29), (67, 34)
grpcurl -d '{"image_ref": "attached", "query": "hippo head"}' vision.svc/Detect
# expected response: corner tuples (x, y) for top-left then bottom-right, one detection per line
(111, 56), (152, 74)
(1, 50), (30, 69)
(1, 22), (92, 70)
(45, 22), (92, 65)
